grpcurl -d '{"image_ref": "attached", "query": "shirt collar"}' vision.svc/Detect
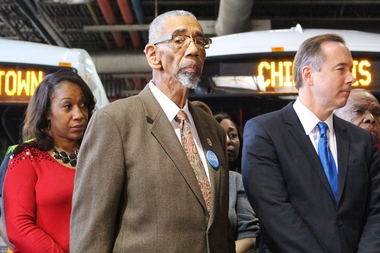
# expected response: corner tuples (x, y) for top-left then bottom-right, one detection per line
(148, 81), (189, 122)
(293, 97), (334, 135)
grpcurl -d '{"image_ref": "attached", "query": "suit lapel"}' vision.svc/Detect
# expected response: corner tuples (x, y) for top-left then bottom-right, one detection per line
(282, 103), (337, 203)
(139, 87), (208, 214)
(333, 116), (349, 204)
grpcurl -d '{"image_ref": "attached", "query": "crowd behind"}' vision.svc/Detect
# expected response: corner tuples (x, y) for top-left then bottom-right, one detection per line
(1, 9), (380, 253)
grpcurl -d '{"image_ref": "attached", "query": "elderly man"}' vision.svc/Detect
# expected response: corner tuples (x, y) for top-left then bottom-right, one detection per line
(334, 88), (380, 142)
(70, 10), (234, 253)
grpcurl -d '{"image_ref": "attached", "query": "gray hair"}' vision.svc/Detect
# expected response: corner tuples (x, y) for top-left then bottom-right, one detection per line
(148, 10), (196, 44)
(293, 34), (346, 89)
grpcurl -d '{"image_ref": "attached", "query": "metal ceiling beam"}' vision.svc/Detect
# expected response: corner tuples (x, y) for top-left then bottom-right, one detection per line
(130, 0), (148, 44)
(116, 0), (142, 49)
(0, 10), (26, 40)
(97, 0), (127, 49)
(14, 0), (70, 47)
(83, 24), (150, 32)
(83, 20), (271, 35)
(86, 2), (111, 49)
(116, 0), (144, 90)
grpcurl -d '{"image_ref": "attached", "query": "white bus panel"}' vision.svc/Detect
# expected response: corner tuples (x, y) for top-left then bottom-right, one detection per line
(0, 39), (109, 108)
(202, 25), (380, 95)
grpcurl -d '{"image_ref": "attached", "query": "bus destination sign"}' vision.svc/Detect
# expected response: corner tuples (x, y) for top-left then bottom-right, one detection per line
(0, 67), (44, 103)
(209, 56), (379, 94)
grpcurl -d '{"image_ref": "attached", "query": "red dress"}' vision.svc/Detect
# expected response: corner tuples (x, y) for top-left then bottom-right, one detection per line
(4, 146), (75, 253)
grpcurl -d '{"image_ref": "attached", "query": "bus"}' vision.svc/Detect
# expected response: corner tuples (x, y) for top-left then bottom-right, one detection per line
(0, 39), (109, 160)
(196, 25), (380, 127)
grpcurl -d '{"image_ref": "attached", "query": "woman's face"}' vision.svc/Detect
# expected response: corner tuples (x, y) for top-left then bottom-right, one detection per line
(47, 81), (89, 147)
(219, 118), (241, 167)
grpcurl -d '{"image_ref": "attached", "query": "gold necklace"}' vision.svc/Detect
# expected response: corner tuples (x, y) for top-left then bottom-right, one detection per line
(53, 148), (78, 167)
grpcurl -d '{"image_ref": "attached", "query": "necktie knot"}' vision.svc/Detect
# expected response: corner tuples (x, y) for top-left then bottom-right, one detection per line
(318, 122), (328, 137)
(176, 110), (187, 123)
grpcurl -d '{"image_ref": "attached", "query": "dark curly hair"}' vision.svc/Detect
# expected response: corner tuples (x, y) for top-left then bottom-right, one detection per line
(19, 69), (96, 152)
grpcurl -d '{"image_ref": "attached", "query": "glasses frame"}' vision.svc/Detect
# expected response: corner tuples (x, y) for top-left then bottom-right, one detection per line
(153, 34), (212, 49)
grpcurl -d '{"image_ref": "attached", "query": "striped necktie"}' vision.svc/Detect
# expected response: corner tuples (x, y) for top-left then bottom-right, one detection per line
(176, 110), (212, 213)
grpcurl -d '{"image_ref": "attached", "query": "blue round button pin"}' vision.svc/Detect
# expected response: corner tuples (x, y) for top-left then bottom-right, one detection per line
(206, 150), (219, 170)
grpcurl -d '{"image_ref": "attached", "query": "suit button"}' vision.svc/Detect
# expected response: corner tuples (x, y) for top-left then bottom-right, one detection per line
(337, 219), (343, 226)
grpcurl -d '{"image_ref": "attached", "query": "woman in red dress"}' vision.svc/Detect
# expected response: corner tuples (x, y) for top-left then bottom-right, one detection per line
(3, 70), (96, 253)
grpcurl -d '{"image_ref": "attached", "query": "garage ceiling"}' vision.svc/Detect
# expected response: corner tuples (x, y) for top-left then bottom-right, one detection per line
(1, 0), (380, 99)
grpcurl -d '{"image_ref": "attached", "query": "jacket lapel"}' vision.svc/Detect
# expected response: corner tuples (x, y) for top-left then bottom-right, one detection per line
(282, 103), (337, 203)
(139, 87), (208, 213)
(333, 116), (349, 204)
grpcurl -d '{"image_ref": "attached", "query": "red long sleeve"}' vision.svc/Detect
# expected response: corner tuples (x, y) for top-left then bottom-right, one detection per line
(4, 147), (75, 253)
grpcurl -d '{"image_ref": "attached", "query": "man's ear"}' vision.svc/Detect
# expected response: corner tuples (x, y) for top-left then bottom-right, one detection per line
(302, 66), (313, 86)
(145, 44), (162, 70)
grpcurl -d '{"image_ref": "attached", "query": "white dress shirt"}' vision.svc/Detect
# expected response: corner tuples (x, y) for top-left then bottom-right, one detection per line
(293, 98), (338, 170)
(149, 81), (211, 181)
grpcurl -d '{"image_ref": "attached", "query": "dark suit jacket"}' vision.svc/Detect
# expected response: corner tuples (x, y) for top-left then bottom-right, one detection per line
(242, 102), (380, 253)
(70, 86), (234, 253)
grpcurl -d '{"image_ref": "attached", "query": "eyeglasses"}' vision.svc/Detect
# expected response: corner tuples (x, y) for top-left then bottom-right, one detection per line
(153, 34), (212, 49)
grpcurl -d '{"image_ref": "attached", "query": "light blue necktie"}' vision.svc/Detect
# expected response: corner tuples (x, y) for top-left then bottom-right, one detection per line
(318, 122), (338, 202)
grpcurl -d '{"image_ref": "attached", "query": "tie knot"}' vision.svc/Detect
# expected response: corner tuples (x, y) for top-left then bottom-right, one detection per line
(176, 110), (187, 122)
(318, 122), (328, 135)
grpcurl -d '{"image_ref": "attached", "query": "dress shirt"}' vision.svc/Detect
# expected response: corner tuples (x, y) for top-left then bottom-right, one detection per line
(149, 81), (210, 181)
(293, 98), (338, 170)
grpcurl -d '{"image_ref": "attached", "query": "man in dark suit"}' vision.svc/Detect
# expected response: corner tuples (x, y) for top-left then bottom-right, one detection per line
(70, 10), (234, 253)
(242, 34), (380, 252)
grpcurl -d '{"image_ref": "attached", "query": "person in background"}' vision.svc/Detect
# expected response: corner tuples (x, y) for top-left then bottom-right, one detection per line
(3, 69), (96, 253)
(191, 102), (260, 253)
(242, 33), (380, 252)
(334, 88), (380, 146)
(215, 112), (260, 253)
(215, 113), (242, 173)
(70, 10), (234, 253)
